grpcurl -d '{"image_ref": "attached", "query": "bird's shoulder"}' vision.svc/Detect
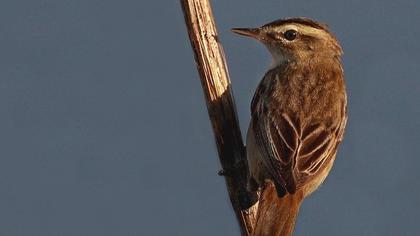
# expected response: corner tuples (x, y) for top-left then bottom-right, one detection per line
(250, 66), (284, 114)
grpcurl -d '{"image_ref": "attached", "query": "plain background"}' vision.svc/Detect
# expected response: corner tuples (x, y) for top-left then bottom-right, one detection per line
(0, 0), (419, 235)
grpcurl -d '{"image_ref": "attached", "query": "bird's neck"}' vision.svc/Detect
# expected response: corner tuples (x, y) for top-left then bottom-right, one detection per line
(268, 48), (289, 70)
(267, 45), (342, 71)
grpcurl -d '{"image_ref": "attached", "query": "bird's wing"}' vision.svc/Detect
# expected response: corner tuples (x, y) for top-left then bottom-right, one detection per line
(251, 96), (347, 195)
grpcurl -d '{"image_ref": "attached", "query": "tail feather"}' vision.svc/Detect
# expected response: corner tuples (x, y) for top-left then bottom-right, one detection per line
(252, 183), (303, 236)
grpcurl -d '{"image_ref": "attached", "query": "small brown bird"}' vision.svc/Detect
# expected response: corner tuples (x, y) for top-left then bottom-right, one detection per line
(233, 17), (347, 235)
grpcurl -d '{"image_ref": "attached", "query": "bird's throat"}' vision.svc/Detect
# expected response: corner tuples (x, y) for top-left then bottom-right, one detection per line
(267, 46), (289, 69)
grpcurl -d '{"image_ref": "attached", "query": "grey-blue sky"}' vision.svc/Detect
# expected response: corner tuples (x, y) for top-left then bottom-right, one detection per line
(0, 0), (419, 235)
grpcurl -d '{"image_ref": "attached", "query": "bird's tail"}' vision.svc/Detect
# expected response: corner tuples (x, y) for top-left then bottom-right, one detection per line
(252, 183), (303, 236)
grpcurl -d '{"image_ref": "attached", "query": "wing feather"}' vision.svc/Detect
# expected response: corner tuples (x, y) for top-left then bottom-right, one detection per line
(251, 89), (347, 195)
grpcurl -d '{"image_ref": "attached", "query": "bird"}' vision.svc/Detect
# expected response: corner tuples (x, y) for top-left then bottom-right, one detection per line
(232, 17), (347, 235)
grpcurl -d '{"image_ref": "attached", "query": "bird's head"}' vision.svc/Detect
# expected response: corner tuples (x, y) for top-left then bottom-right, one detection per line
(232, 17), (343, 66)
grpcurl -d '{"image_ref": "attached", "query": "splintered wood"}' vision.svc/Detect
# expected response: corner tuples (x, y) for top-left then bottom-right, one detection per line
(180, 0), (281, 235)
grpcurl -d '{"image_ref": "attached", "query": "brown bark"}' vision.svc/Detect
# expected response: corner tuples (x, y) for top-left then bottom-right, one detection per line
(180, 0), (258, 235)
(180, 0), (296, 235)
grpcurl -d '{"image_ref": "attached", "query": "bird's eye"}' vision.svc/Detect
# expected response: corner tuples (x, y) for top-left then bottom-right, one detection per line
(283, 30), (297, 41)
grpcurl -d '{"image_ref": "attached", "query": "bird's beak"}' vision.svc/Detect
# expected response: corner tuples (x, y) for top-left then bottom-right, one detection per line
(231, 28), (262, 40)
